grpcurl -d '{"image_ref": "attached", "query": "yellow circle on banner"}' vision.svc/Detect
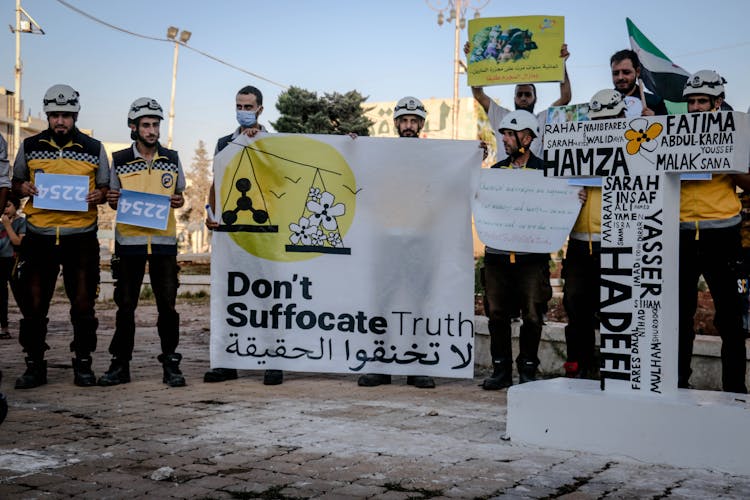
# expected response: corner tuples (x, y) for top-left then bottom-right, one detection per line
(219, 135), (356, 262)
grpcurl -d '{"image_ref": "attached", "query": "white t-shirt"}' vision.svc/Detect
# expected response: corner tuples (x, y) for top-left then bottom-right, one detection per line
(487, 100), (547, 163)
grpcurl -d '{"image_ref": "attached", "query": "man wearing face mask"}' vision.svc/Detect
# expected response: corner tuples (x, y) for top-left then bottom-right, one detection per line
(464, 42), (571, 162)
(99, 97), (187, 388)
(480, 110), (552, 390)
(203, 85), (284, 386)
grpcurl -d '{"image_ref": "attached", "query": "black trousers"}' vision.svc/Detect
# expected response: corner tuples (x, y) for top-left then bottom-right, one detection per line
(17, 231), (100, 359)
(482, 252), (552, 366)
(679, 224), (747, 393)
(562, 239), (601, 373)
(109, 252), (180, 360)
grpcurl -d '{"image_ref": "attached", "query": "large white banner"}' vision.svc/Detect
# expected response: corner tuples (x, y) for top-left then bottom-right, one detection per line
(210, 133), (480, 378)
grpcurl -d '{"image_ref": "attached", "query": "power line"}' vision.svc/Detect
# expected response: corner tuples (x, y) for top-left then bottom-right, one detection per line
(54, 0), (288, 89)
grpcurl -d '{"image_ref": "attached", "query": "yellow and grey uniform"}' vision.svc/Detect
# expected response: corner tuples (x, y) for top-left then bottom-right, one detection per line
(562, 184), (602, 378)
(679, 174), (741, 231)
(13, 129), (109, 236)
(106, 142), (185, 364)
(11, 127), (107, 361)
(110, 143), (185, 253)
(570, 186), (602, 245)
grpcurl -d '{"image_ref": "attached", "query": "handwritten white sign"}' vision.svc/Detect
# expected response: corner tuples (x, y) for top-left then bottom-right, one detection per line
(473, 168), (580, 253)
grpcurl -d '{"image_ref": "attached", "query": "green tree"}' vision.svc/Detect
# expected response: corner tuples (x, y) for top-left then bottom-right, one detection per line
(180, 140), (212, 226)
(273, 86), (373, 135)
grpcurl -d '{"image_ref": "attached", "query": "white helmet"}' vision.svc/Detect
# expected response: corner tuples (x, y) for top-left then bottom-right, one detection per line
(394, 96), (426, 120)
(588, 89), (625, 119)
(683, 70), (726, 98)
(498, 110), (539, 138)
(43, 84), (80, 113)
(128, 97), (164, 124)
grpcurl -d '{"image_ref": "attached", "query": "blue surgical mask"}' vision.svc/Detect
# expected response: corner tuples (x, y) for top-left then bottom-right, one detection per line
(236, 110), (257, 128)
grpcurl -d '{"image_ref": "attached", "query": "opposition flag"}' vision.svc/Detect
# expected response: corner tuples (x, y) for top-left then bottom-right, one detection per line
(626, 18), (689, 105)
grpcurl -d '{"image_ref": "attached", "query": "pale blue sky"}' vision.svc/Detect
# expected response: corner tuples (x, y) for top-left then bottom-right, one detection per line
(2, 0), (749, 161)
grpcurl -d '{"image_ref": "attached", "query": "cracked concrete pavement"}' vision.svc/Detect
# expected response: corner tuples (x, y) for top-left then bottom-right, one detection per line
(1, 294), (749, 499)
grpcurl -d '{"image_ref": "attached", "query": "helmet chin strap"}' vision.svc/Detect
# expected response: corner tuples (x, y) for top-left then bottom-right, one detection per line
(510, 130), (526, 158)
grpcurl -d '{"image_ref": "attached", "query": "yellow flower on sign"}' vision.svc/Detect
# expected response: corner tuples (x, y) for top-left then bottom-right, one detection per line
(624, 118), (663, 155)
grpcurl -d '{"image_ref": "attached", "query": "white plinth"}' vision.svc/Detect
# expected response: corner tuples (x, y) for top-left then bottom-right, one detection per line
(507, 378), (750, 475)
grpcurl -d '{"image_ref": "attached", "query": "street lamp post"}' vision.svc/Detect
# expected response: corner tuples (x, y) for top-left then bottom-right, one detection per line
(10, 0), (44, 162)
(166, 26), (191, 149)
(425, 0), (489, 139)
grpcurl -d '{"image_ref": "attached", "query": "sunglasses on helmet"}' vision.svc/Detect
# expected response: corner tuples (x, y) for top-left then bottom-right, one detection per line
(684, 74), (725, 89)
(589, 97), (622, 113)
(131, 99), (163, 113)
(43, 94), (79, 106)
(394, 101), (425, 113)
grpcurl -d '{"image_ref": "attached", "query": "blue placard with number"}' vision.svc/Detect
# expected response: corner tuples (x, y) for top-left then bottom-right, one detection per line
(33, 173), (89, 211)
(116, 189), (170, 230)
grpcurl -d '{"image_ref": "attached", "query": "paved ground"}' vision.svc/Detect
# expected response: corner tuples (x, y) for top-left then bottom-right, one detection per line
(1, 295), (749, 499)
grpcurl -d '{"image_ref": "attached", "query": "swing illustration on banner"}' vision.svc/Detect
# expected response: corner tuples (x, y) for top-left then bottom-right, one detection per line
(215, 135), (357, 262)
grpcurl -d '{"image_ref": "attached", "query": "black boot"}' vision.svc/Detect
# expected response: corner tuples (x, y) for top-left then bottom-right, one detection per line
(15, 357), (48, 389)
(159, 353), (186, 387)
(263, 369), (283, 386)
(357, 373), (391, 387)
(204, 368), (238, 383)
(406, 376), (436, 388)
(482, 359), (512, 390)
(98, 358), (131, 386)
(517, 360), (538, 384)
(72, 356), (97, 387)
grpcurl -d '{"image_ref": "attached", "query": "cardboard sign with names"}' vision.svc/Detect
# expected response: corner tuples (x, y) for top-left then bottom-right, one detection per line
(33, 173), (89, 212)
(544, 111), (749, 395)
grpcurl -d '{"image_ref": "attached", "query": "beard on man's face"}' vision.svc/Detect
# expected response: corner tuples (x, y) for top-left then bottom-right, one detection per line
(398, 128), (418, 138)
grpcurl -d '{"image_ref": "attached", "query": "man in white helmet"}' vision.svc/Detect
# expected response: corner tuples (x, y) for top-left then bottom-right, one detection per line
(560, 89), (627, 379)
(357, 95), (436, 389)
(464, 42), (571, 162)
(392, 96), (427, 138)
(98, 98), (187, 387)
(11, 84), (109, 389)
(678, 70), (749, 393)
(480, 110), (552, 389)
(203, 85), (284, 386)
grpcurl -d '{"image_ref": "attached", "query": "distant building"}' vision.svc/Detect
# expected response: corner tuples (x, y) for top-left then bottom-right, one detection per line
(0, 87), (46, 163)
(365, 96), (499, 166)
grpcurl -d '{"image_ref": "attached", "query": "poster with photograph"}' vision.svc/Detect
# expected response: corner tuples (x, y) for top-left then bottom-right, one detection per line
(467, 15), (565, 87)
